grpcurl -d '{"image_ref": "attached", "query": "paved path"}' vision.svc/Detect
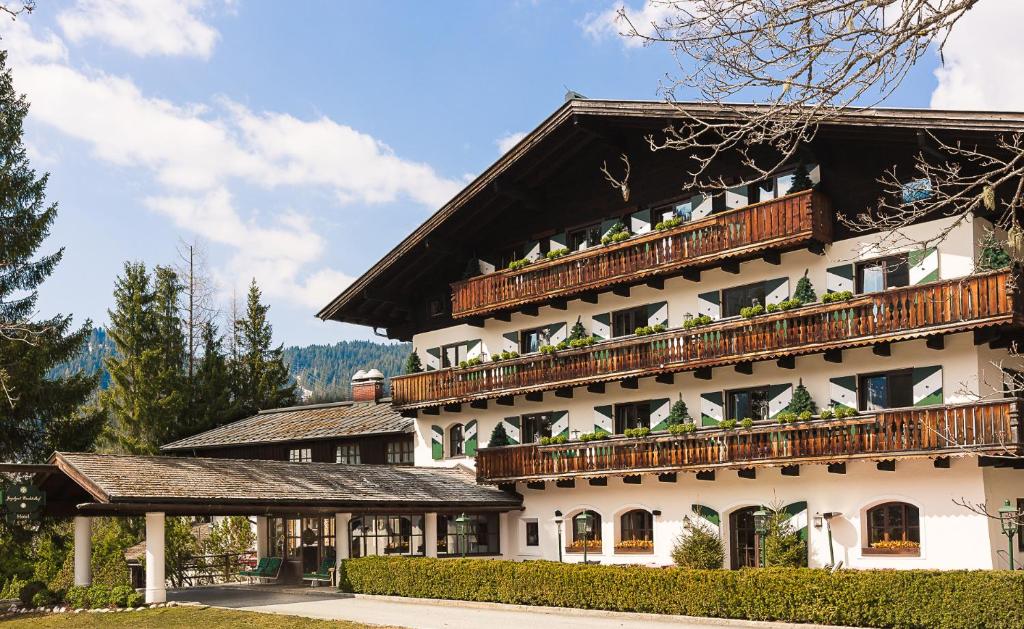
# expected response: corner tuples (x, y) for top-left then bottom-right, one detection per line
(168, 585), (850, 629)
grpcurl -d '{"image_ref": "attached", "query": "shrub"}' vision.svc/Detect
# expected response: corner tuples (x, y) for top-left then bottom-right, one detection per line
(719, 419), (738, 429)
(340, 557), (1024, 628)
(457, 357), (483, 369)
(793, 270), (817, 303)
(623, 427), (651, 438)
(545, 248), (570, 260)
(763, 509), (807, 568)
(488, 423), (511, 447)
(30, 588), (58, 608)
(978, 228), (1012, 271)
(668, 422), (696, 435)
(766, 303), (779, 313)
(600, 222), (631, 245)
(672, 517), (724, 569)
(539, 344), (558, 355)
(578, 432), (609, 442)
(539, 435), (568, 446)
(634, 323), (667, 336)
(787, 161), (814, 193)
(64, 585), (89, 609)
(666, 395), (690, 426)
(655, 216), (684, 231)
(683, 314), (713, 329)
(777, 298), (803, 311)
(822, 290), (854, 303)
(740, 418), (754, 429)
(739, 304), (765, 318)
(111, 585), (142, 608)
(491, 350), (519, 362)
(819, 408), (834, 420)
(797, 410), (813, 422)
(834, 406), (857, 419)
(775, 410), (796, 424)
(567, 336), (596, 349)
(507, 258), (531, 271)
(786, 381), (817, 415)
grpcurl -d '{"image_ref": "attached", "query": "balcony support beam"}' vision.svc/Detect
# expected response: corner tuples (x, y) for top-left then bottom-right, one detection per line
(781, 465), (800, 476)
(621, 377), (638, 390)
(494, 312), (511, 322)
(587, 383), (605, 394)
(872, 342), (891, 357)
(926, 335), (945, 350)
(422, 406), (439, 416)
(876, 460), (896, 472)
(443, 403), (462, 413)
(696, 470), (715, 481)
(655, 373), (674, 385)
(496, 396), (514, 406)
(738, 468), (756, 480)
(588, 477), (607, 487)
(521, 305), (539, 317)
(466, 317), (486, 328)
(658, 473), (677, 483)
(933, 456), (950, 468)
(555, 387), (574, 399)
(681, 268), (701, 282)
(824, 349), (843, 364)
(526, 481), (545, 490)
(735, 362), (753, 375)
(777, 356), (795, 370)
(525, 391), (544, 403)
(722, 260), (740, 274)
(470, 399), (488, 410)
(555, 479), (575, 488)
(624, 475), (642, 485)
(646, 278), (665, 290)
(694, 367), (712, 380)
(763, 251), (781, 265)
(580, 293), (599, 304)
(550, 299), (568, 311)
(827, 462), (846, 475)
(809, 241), (826, 255)
(612, 285), (630, 298)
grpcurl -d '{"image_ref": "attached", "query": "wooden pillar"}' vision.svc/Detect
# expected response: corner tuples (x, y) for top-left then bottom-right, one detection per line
(73, 516), (92, 587)
(145, 513), (166, 604)
(255, 516), (269, 559)
(424, 513), (438, 558)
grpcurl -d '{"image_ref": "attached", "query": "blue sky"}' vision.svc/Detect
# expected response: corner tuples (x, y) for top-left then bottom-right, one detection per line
(5, 1), (1020, 346)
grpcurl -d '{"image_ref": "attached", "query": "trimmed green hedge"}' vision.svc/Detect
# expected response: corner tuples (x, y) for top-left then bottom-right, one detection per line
(339, 557), (1024, 629)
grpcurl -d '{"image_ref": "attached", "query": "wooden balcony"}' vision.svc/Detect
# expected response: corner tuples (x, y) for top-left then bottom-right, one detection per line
(476, 399), (1023, 483)
(451, 189), (834, 319)
(392, 270), (1021, 409)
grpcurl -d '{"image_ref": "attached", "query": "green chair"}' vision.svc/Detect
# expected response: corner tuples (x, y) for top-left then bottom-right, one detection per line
(302, 557), (335, 587)
(238, 557), (269, 582)
(257, 557), (283, 584)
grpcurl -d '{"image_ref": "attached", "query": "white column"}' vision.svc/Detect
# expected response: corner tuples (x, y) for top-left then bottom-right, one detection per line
(424, 513), (438, 558)
(335, 513), (351, 561)
(255, 516), (269, 558)
(145, 512), (166, 604)
(73, 516), (92, 587)
(499, 512), (512, 559)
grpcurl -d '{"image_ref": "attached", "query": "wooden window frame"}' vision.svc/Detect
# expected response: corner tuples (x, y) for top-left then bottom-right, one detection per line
(620, 509), (654, 543)
(858, 369), (914, 411)
(386, 439), (414, 465)
(855, 253), (910, 294)
(612, 305), (648, 338)
(721, 281), (769, 318)
(448, 423), (465, 458)
(518, 326), (549, 355)
(865, 501), (920, 555)
(335, 443), (361, 464)
(288, 448), (311, 463)
(524, 519), (540, 547)
(725, 386), (771, 422)
(521, 412), (554, 443)
(614, 402), (651, 434)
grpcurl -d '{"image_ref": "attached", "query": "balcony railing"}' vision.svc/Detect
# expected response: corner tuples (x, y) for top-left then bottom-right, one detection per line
(392, 270), (1021, 409)
(451, 189), (834, 318)
(476, 399), (1022, 483)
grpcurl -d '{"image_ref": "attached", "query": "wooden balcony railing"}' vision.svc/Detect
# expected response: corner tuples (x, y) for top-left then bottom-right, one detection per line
(393, 270), (1021, 409)
(451, 189), (833, 318)
(476, 399), (1022, 483)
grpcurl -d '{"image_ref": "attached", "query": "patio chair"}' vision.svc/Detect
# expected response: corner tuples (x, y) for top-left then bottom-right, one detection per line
(238, 557), (269, 583)
(256, 557), (284, 584)
(302, 557), (335, 587)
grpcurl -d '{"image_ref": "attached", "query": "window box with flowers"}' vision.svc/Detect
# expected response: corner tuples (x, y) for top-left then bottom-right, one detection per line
(863, 540), (921, 556)
(614, 539), (654, 554)
(565, 539), (602, 554)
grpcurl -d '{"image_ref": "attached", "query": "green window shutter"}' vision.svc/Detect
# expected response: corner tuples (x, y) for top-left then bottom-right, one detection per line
(425, 347), (441, 371)
(826, 264), (854, 294)
(646, 301), (668, 327)
(525, 240), (542, 262)
(547, 322), (568, 344)
(909, 248), (939, 285)
(501, 331), (520, 353)
(691, 504), (720, 528)
(551, 411), (569, 439)
(764, 277), (790, 306)
(780, 501), (809, 540)
(829, 376), (857, 410)
(431, 425), (444, 460)
(592, 312), (611, 340)
(464, 420), (478, 457)
(700, 392), (723, 426)
(912, 366), (943, 406)
(501, 417), (521, 445)
(594, 405), (613, 435)
(649, 398), (671, 431)
(466, 339), (483, 360)
(768, 383), (794, 419)
(698, 290), (721, 320)
(549, 232), (567, 252)
(630, 208), (652, 234)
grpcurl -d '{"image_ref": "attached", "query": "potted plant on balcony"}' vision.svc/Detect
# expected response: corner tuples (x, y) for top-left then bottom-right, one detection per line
(683, 313), (713, 330)
(864, 539), (921, 556)
(822, 290), (854, 303)
(623, 427), (652, 439)
(793, 269), (818, 303)
(614, 539), (654, 554)
(600, 222), (631, 245)
(668, 422), (697, 436)
(786, 380), (817, 420)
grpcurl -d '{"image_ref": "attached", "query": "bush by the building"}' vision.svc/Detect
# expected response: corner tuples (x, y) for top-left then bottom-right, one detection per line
(339, 556), (1024, 629)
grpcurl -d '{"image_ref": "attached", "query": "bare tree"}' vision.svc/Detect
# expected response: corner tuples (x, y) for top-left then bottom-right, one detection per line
(0, 1), (34, 20)
(175, 239), (219, 381)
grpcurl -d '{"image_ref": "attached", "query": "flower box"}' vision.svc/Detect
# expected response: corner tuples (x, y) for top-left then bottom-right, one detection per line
(862, 547), (920, 557)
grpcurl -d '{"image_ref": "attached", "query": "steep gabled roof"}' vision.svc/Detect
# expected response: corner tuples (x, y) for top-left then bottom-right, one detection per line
(160, 400), (410, 452)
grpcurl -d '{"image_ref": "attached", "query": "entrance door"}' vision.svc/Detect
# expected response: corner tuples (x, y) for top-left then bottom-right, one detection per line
(730, 507), (760, 569)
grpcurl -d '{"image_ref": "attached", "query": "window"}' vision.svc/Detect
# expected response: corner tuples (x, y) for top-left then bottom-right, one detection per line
(612, 306), (647, 337)
(449, 423), (465, 457)
(386, 439), (414, 465)
(654, 198), (695, 223)
(722, 281), (768, 318)
(438, 513), (500, 556)
(620, 510), (654, 543)
(289, 448), (311, 463)
(726, 386), (771, 422)
(614, 402), (650, 434)
(568, 223), (602, 251)
(441, 342), (469, 369)
(859, 370), (914, 411)
(285, 518), (303, 559)
(499, 243), (527, 269)
(519, 326), (549, 354)
(268, 517), (286, 558)
(867, 502), (920, 546)
(569, 510), (602, 552)
(856, 254), (909, 294)
(525, 520), (539, 547)
(336, 444), (361, 464)
(349, 515), (425, 558)
(521, 412), (554, 443)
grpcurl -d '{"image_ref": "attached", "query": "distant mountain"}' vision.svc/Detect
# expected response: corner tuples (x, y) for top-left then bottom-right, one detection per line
(50, 328), (410, 405)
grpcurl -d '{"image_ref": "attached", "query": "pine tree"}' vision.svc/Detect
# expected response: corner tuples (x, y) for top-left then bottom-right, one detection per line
(150, 266), (188, 444)
(190, 322), (239, 433)
(667, 394), (690, 426)
(568, 317), (588, 341)
(787, 380), (817, 415)
(404, 350), (423, 374)
(0, 51), (99, 460)
(793, 270), (817, 303)
(232, 279), (296, 415)
(787, 161), (814, 193)
(488, 422), (510, 447)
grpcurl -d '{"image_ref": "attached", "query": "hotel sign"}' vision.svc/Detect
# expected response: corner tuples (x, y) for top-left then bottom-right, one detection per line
(2, 481), (45, 526)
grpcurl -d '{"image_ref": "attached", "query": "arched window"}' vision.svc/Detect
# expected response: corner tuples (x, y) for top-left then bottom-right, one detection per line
(449, 423), (464, 457)
(867, 502), (920, 545)
(620, 510), (653, 542)
(567, 510), (601, 553)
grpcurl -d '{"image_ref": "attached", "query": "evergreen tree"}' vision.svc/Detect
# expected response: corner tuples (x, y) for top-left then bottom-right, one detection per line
(150, 266), (187, 444)
(488, 422), (510, 447)
(792, 270), (817, 303)
(0, 51), (99, 460)
(404, 350), (423, 374)
(233, 279), (296, 415)
(667, 394), (690, 426)
(787, 380), (817, 415)
(787, 161), (814, 193)
(978, 229), (1012, 271)
(190, 322), (239, 433)
(568, 317), (588, 341)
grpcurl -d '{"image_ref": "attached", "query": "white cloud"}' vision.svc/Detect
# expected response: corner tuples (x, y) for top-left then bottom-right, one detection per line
(931, 1), (1024, 110)
(58, 0), (220, 59)
(2, 19), (457, 312)
(581, 1), (676, 48)
(496, 131), (527, 154)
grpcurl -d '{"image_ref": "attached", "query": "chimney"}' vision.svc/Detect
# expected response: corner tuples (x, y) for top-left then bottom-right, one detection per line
(352, 368), (385, 403)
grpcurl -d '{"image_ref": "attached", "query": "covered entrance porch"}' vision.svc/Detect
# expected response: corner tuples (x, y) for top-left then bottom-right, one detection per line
(4, 452), (521, 604)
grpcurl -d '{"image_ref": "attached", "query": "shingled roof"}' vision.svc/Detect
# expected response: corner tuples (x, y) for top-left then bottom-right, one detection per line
(50, 452), (520, 514)
(160, 400), (411, 451)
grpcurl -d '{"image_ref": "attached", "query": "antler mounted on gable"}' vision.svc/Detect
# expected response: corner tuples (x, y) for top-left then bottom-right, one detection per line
(600, 154), (631, 202)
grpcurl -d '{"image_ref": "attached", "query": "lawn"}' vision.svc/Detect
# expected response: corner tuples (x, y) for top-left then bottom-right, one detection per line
(0, 606), (396, 628)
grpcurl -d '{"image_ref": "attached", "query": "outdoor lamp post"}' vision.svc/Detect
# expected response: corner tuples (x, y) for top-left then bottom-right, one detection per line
(998, 500), (1019, 570)
(553, 511), (564, 563)
(575, 511), (594, 564)
(455, 513), (470, 559)
(753, 508), (770, 568)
